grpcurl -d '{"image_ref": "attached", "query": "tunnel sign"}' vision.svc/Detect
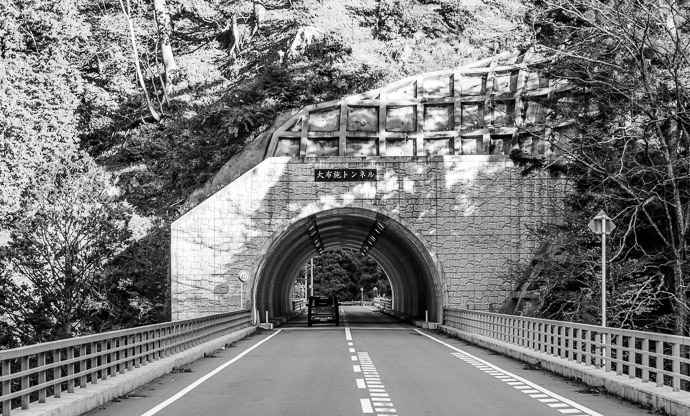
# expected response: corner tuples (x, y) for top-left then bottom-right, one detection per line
(314, 169), (377, 182)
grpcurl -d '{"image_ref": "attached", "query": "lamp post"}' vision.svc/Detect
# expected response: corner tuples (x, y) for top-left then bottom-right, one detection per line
(360, 287), (364, 305)
(588, 210), (616, 366)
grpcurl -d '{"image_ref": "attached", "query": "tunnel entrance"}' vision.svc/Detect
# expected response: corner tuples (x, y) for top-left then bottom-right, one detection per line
(252, 207), (444, 323)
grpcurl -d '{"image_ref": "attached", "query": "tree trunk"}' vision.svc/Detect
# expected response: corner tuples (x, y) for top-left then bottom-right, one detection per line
(120, 0), (161, 122)
(673, 259), (688, 335)
(153, 0), (177, 74)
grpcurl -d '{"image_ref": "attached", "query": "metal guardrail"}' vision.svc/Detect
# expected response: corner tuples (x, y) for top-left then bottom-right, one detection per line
(444, 308), (690, 393)
(373, 297), (392, 310)
(0, 310), (252, 415)
(292, 299), (305, 311)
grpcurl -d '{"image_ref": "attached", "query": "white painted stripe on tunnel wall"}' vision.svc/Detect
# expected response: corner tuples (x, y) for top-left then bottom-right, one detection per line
(413, 329), (604, 416)
(138, 329), (283, 416)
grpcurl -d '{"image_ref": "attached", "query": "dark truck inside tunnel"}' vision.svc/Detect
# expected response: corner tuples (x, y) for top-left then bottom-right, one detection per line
(307, 296), (340, 326)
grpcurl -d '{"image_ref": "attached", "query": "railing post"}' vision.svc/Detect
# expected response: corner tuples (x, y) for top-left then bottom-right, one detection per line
(120, 336), (128, 374)
(80, 344), (87, 388)
(655, 340), (664, 387)
(20, 356), (29, 409)
(90, 342), (98, 385)
(54, 348), (62, 398)
(67, 347), (75, 393)
(38, 352), (47, 402)
(641, 338), (649, 383)
(627, 336), (636, 379)
(135, 333), (142, 368)
(2, 358), (10, 416)
(101, 340), (109, 381)
(580, 329), (592, 366)
(672, 342), (680, 392)
(594, 332), (601, 368)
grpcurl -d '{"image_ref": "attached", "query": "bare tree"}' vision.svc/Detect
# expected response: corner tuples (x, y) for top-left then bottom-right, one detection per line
(516, 0), (690, 334)
(153, 0), (177, 77)
(120, 0), (161, 121)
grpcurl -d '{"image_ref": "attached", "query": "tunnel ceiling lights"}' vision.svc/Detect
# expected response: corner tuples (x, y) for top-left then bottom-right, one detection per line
(306, 217), (324, 255)
(360, 219), (386, 257)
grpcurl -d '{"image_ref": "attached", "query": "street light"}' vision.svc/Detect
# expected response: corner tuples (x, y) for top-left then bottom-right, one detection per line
(360, 287), (364, 305)
(588, 210), (616, 328)
(588, 210), (616, 367)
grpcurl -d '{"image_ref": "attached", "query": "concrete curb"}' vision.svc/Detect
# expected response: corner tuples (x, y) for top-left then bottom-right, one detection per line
(13, 326), (258, 416)
(438, 325), (690, 416)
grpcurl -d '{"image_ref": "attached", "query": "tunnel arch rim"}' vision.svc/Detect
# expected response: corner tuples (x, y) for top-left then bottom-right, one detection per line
(250, 203), (447, 324)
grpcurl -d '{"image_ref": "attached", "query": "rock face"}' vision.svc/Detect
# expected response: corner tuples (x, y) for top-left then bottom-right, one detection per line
(170, 49), (569, 323)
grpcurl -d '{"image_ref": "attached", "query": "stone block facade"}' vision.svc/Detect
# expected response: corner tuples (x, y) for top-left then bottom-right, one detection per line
(171, 155), (565, 321)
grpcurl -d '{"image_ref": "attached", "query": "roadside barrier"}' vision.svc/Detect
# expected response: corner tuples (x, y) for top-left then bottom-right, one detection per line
(0, 310), (252, 415)
(442, 307), (690, 415)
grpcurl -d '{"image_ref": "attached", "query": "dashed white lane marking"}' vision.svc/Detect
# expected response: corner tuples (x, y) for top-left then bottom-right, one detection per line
(354, 365), (362, 372)
(345, 327), (353, 341)
(357, 379), (367, 389)
(413, 329), (604, 416)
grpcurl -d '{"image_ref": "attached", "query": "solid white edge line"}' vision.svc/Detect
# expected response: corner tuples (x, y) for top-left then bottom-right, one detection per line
(413, 329), (604, 416)
(139, 329), (283, 416)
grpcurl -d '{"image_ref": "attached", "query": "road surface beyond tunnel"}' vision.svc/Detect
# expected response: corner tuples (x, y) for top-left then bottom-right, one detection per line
(84, 307), (651, 416)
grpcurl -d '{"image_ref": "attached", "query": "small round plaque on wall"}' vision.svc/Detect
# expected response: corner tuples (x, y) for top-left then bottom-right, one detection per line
(238, 270), (249, 283)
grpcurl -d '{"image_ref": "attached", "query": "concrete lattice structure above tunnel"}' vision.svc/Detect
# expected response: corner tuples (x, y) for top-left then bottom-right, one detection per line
(266, 47), (570, 159)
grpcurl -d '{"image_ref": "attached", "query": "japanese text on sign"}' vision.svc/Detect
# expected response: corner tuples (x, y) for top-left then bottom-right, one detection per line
(314, 169), (377, 182)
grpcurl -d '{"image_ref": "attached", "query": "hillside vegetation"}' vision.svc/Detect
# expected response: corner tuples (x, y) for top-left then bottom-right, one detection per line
(2, 0), (688, 346)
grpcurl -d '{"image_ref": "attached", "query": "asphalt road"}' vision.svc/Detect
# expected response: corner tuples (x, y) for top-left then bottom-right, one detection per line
(84, 307), (653, 416)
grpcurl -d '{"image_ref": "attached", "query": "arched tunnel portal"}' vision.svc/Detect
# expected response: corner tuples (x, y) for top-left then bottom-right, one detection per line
(252, 207), (445, 323)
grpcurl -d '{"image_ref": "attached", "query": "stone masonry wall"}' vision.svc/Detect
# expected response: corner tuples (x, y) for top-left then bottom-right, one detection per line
(171, 156), (565, 320)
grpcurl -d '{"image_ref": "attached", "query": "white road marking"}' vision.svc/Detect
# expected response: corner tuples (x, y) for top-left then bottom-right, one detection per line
(357, 379), (367, 389)
(414, 329), (605, 416)
(360, 398), (374, 413)
(138, 330), (283, 416)
(345, 327), (353, 341)
(354, 365), (362, 372)
(350, 348), (356, 353)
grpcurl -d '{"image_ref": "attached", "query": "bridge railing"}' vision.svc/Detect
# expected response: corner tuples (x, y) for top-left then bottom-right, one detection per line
(0, 310), (251, 416)
(292, 299), (305, 311)
(373, 297), (392, 310)
(444, 308), (690, 393)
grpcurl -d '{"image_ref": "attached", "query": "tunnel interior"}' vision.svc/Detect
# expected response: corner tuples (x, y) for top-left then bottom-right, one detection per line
(253, 207), (444, 323)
